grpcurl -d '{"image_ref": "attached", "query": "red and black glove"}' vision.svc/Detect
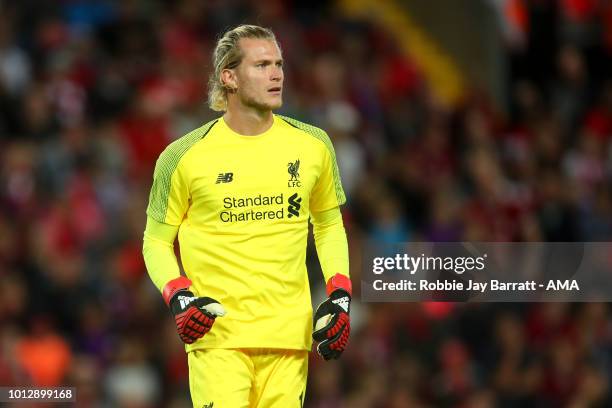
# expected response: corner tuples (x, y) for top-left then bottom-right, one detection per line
(312, 274), (352, 360)
(163, 276), (226, 344)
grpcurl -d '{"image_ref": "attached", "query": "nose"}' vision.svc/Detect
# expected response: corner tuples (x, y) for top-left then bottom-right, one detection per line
(271, 66), (282, 82)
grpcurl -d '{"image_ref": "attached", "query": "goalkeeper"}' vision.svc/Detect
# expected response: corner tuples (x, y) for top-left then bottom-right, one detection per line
(142, 24), (351, 407)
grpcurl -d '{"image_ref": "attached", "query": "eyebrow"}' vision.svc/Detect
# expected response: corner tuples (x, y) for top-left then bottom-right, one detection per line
(253, 58), (284, 64)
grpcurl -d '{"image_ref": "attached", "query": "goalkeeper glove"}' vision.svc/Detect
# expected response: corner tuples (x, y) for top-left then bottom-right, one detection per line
(312, 273), (352, 360)
(162, 276), (226, 344)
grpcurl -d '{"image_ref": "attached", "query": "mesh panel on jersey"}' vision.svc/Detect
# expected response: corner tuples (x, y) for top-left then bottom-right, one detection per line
(147, 119), (219, 222)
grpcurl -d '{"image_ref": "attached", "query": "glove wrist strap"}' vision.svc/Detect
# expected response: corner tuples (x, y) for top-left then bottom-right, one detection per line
(326, 273), (352, 297)
(163, 276), (192, 306)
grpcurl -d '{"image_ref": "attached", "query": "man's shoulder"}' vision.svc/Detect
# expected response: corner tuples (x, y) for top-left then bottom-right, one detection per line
(275, 114), (333, 148)
(276, 114), (328, 137)
(165, 119), (220, 154)
(157, 118), (220, 165)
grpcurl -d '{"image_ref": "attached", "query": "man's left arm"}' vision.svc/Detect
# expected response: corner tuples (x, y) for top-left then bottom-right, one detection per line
(309, 135), (352, 360)
(311, 207), (352, 360)
(311, 207), (349, 282)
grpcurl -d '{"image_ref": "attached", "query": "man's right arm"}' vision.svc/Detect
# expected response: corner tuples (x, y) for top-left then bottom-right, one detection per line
(142, 216), (224, 343)
(144, 142), (225, 344)
(144, 139), (192, 294)
(142, 216), (181, 292)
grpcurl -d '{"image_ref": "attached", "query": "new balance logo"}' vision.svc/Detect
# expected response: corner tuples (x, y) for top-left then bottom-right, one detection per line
(287, 193), (302, 218)
(178, 295), (196, 310)
(216, 173), (234, 183)
(203, 403), (214, 408)
(333, 296), (350, 313)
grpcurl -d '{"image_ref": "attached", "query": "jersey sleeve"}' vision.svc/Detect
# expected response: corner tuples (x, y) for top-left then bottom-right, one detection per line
(310, 137), (346, 212)
(311, 206), (349, 282)
(146, 145), (190, 226)
(142, 216), (181, 291)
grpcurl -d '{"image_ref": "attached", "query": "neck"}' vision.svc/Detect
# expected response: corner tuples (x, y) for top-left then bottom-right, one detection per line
(223, 105), (274, 136)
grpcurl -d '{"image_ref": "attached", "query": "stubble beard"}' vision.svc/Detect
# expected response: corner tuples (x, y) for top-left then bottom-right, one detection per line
(241, 91), (282, 112)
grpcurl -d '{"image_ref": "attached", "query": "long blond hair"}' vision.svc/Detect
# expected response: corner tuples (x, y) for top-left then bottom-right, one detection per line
(208, 25), (278, 112)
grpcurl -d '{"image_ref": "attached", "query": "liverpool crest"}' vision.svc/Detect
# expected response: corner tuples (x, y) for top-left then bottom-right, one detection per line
(287, 159), (301, 187)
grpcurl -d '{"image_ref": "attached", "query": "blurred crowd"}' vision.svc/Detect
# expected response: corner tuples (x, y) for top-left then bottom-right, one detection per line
(0, 0), (611, 407)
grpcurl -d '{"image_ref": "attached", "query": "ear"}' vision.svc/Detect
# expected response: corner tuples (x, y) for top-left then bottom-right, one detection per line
(221, 68), (238, 92)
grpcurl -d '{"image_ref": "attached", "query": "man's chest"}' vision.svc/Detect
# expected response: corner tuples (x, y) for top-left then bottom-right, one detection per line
(185, 144), (320, 223)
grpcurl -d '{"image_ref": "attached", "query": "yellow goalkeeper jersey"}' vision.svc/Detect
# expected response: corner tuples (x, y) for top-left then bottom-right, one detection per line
(146, 115), (346, 351)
